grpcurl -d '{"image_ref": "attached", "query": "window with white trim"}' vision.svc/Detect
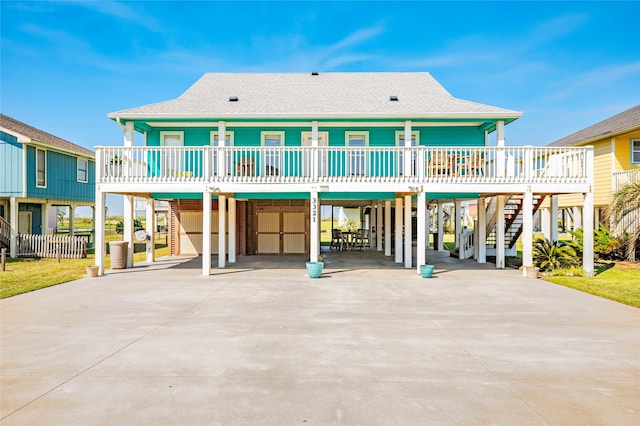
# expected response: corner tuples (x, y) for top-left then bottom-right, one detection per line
(36, 148), (46, 187)
(301, 131), (329, 177)
(210, 131), (235, 175)
(77, 158), (88, 183)
(261, 131), (284, 176)
(345, 131), (369, 175)
(632, 139), (640, 164)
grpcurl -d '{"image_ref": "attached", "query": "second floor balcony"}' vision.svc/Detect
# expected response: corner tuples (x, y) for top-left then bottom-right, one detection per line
(96, 145), (592, 188)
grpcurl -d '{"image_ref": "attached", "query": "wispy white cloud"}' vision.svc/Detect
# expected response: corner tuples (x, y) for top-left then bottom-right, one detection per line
(548, 61), (640, 101)
(62, 0), (161, 32)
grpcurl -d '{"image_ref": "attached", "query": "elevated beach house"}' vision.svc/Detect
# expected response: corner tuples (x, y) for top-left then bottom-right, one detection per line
(541, 105), (639, 237)
(97, 72), (594, 276)
(1, 114), (95, 257)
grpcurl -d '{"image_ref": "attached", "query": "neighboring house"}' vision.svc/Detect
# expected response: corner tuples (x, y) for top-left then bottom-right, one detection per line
(540, 105), (640, 238)
(96, 72), (594, 276)
(0, 114), (95, 257)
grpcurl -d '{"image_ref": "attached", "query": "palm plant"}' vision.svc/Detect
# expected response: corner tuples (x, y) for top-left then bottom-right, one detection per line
(606, 181), (640, 262)
(533, 238), (578, 272)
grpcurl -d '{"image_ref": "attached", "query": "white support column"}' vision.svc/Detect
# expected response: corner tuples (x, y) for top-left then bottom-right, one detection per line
(228, 197), (236, 263)
(583, 192), (594, 276)
(404, 120), (412, 177)
(437, 202), (444, 251)
(541, 208), (551, 241)
(522, 189), (534, 272)
(376, 201), (383, 251)
(95, 191), (105, 275)
(69, 205), (75, 237)
(594, 207), (600, 229)
(395, 197), (403, 263)
(572, 206), (582, 230)
(416, 191), (426, 274)
(124, 121), (134, 147)
(202, 192), (211, 276)
(9, 197), (17, 258)
(123, 195), (134, 268)
(42, 202), (50, 235)
(404, 194), (412, 269)
(477, 197), (486, 263)
(310, 191), (319, 263)
(146, 198), (155, 263)
(496, 195), (506, 269)
(496, 120), (505, 178)
(218, 195), (226, 268)
(454, 200), (462, 250)
(217, 121), (226, 176)
(384, 200), (391, 256)
(550, 195), (559, 242)
(311, 121), (319, 181)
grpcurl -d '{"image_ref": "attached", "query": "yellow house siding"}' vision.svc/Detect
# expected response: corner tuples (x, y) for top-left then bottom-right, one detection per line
(614, 130), (640, 170)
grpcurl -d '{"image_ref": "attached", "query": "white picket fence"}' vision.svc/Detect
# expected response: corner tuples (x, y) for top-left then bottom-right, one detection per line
(17, 234), (87, 259)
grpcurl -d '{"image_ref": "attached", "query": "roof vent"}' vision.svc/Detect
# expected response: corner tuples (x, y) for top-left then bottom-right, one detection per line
(229, 96), (238, 102)
(390, 95), (399, 101)
(311, 72), (319, 76)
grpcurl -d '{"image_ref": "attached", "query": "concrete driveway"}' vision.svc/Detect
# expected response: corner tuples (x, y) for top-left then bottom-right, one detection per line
(1, 251), (639, 425)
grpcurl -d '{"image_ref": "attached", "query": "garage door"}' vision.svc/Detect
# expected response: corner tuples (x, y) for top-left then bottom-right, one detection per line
(178, 211), (227, 255)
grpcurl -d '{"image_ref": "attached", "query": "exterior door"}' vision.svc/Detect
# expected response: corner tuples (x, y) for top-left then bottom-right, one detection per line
(256, 211), (307, 254)
(18, 211), (32, 234)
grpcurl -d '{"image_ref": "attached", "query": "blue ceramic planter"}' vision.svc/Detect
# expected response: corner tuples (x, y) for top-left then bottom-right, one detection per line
(306, 261), (324, 278)
(420, 264), (435, 278)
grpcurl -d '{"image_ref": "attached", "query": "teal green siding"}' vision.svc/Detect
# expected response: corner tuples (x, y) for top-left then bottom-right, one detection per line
(0, 131), (24, 196)
(144, 126), (484, 148)
(25, 146), (95, 202)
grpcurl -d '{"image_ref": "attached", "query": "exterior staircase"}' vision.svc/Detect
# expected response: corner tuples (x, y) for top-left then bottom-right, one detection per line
(0, 216), (10, 251)
(486, 194), (546, 256)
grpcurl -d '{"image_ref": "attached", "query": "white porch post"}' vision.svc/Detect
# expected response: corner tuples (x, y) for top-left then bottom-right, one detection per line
(477, 197), (486, 263)
(68, 205), (75, 237)
(123, 121), (134, 268)
(583, 192), (594, 276)
(311, 121), (319, 181)
(437, 202), (444, 251)
(146, 198), (155, 263)
(404, 194), (412, 268)
(202, 192), (211, 276)
(572, 206), (582, 230)
(95, 191), (105, 275)
(42, 202), (50, 235)
(228, 197), (236, 263)
(594, 207), (600, 229)
(376, 200), (383, 251)
(218, 195), (226, 268)
(550, 195), (559, 242)
(404, 121), (412, 176)
(217, 121), (226, 175)
(123, 195), (134, 268)
(454, 200), (462, 250)
(416, 191), (426, 274)
(496, 120), (505, 177)
(310, 191), (319, 263)
(9, 197), (17, 258)
(496, 195), (506, 269)
(541, 208), (550, 240)
(395, 197), (403, 263)
(522, 189), (534, 272)
(384, 200), (392, 256)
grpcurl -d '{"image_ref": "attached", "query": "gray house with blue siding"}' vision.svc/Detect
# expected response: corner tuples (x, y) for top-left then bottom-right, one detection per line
(0, 114), (95, 257)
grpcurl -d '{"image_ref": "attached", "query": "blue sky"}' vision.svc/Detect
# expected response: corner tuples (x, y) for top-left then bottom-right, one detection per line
(2, 1), (639, 214)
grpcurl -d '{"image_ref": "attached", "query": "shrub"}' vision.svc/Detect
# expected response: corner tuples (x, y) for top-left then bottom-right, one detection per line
(115, 219), (144, 234)
(568, 226), (625, 261)
(533, 238), (578, 272)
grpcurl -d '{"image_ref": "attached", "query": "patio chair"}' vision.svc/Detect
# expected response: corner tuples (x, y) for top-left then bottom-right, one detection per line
(330, 229), (346, 251)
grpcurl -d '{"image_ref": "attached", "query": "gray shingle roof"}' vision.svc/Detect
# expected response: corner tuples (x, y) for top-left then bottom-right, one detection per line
(108, 72), (521, 119)
(0, 114), (94, 157)
(548, 104), (640, 147)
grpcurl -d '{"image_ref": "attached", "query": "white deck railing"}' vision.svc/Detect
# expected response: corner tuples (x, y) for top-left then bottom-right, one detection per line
(613, 169), (640, 191)
(96, 146), (591, 185)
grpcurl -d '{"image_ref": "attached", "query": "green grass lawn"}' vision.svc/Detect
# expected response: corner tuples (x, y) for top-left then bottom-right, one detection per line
(1, 243), (169, 299)
(544, 263), (640, 308)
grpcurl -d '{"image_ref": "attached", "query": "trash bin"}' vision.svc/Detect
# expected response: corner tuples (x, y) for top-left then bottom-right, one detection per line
(109, 241), (129, 269)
